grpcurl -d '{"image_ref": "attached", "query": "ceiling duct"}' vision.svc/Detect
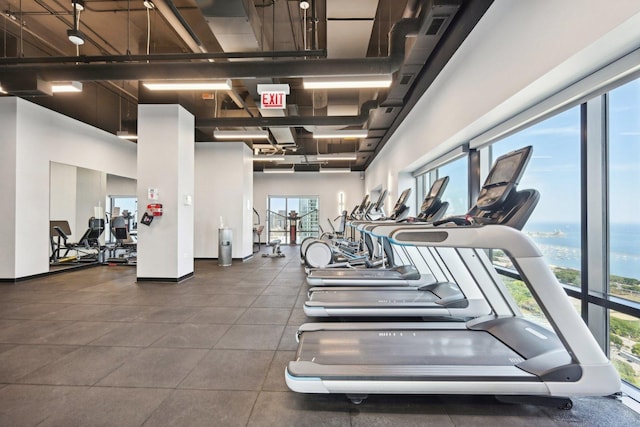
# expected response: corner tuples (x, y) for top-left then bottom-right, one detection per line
(198, 0), (296, 147)
(199, 0), (263, 52)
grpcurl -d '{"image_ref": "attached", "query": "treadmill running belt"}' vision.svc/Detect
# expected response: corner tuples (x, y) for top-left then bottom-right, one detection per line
(297, 330), (524, 366)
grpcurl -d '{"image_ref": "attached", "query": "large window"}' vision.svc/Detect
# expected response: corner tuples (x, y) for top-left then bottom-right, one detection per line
(488, 107), (582, 285)
(267, 196), (319, 244)
(608, 79), (640, 302)
(608, 78), (640, 389)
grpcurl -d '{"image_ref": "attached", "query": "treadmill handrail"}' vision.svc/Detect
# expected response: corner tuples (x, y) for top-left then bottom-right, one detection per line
(387, 224), (610, 367)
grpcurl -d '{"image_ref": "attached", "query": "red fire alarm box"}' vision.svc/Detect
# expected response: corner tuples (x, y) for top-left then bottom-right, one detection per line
(147, 203), (163, 216)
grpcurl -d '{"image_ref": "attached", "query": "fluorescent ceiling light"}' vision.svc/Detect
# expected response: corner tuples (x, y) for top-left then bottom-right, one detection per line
(320, 167), (351, 173)
(51, 81), (83, 93)
(143, 79), (232, 91)
(117, 131), (138, 140)
(67, 28), (85, 46)
(263, 167), (294, 174)
(253, 155), (285, 162)
(313, 129), (367, 139)
(316, 153), (358, 161)
(0, 85), (6, 95)
(214, 130), (269, 139)
(304, 75), (392, 89)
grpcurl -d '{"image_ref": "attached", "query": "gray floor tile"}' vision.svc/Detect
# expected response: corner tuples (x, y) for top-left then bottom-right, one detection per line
(137, 306), (203, 323)
(1, 303), (72, 320)
(260, 285), (302, 296)
(39, 386), (171, 427)
(151, 323), (230, 348)
(17, 346), (139, 385)
(247, 391), (351, 427)
(98, 347), (207, 388)
(143, 389), (258, 427)
(0, 320), (73, 344)
(88, 322), (174, 347)
(349, 395), (455, 427)
(263, 350), (296, 391)
(0, 384), (85, 426)
(180, 349), (273, 390)
(39, 303), (111, 321)
(214, 324), (285, 350)
(188, 306), (247, 324)
(251, 294), (297, 308)
(83, 305), (154, 322)
(237, 307), (291, 325)
(278, 325), (299, 350)
(34, 321), (119, 345)
(0, 345), (78, 382)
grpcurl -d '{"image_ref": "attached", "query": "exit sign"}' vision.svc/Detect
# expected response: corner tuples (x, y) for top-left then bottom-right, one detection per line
(257, 84), (290, 110)
(261, 92), (286, 109)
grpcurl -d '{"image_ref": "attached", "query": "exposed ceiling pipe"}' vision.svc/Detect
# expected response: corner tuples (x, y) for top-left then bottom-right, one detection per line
(152, 0), (206, 53)
(0, 18), (418, 82)
(0, 50), (327, 65)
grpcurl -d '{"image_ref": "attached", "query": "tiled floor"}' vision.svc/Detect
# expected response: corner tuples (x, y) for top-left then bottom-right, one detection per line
(1, 245), (639, 426)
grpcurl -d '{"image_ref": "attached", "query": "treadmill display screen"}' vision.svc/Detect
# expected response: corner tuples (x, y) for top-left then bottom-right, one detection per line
(476, 146), (532, 210)
(373, 190), (387, 210)
(429, 177), (447, 198)
(395, 189), (411, 209)
(485, 152), (524, 185)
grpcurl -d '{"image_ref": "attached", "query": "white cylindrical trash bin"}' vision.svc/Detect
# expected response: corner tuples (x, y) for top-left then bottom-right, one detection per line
(218, 228), (232, 266)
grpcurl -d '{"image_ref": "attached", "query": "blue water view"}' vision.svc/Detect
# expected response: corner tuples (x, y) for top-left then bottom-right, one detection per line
(525, 222), (640, 280)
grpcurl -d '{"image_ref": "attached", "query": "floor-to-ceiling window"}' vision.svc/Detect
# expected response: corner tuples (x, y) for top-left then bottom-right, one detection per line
(413, 72), (640, 397)
(608, 78), (640, 388)
(267, 196), (319, 244)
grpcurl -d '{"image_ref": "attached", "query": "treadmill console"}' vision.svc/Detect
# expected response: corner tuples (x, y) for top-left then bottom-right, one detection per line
(476, 146), (532, 211)
(390, 188), (412, 220)
(418, 176), (449, 218)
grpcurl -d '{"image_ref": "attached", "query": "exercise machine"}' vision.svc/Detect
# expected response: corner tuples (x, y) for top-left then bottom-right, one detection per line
(287, 224), (621, 408)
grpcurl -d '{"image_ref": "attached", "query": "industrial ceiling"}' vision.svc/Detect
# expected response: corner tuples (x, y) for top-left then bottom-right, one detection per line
(0, 0), (492, 171)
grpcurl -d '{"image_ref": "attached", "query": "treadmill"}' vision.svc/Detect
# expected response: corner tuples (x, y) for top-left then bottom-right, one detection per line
(304, 149), (540, 317)
(286, 224), (621, 407)
(306, 146), (535, 288)
(306, 186), (437, 287)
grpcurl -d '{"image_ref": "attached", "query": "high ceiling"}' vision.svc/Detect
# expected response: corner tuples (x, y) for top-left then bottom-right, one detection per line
(0, 0), (492, 171)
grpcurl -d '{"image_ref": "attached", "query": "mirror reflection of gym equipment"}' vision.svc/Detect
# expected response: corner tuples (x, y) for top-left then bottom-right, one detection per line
(105, 196), (138, 265)
(266, 196), (319, 245)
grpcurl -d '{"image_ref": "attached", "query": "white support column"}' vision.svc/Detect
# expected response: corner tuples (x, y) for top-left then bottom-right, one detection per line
(136, 105), (194, 282)
(0, 99), (18, 279)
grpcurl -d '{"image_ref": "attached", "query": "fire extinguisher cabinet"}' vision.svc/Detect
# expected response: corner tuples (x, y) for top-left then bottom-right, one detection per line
(218, 228), (232, 267)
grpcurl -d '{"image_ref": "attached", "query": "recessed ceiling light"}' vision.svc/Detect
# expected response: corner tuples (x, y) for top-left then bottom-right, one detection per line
(142, 80), (232, 91)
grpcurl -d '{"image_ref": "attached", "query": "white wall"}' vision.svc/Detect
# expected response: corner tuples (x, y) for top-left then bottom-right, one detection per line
(1, 97), (137, 279)
(0, 100), (17, 278)
(253, 172), (364, 235)
(194, 142), (253, 259)
(107, 174), (137, 196)
(137, 104), (194, 280)
(365, 0), (640, 192)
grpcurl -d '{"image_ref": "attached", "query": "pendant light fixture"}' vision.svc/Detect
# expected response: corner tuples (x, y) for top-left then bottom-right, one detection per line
(67, 0), (85, 46)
